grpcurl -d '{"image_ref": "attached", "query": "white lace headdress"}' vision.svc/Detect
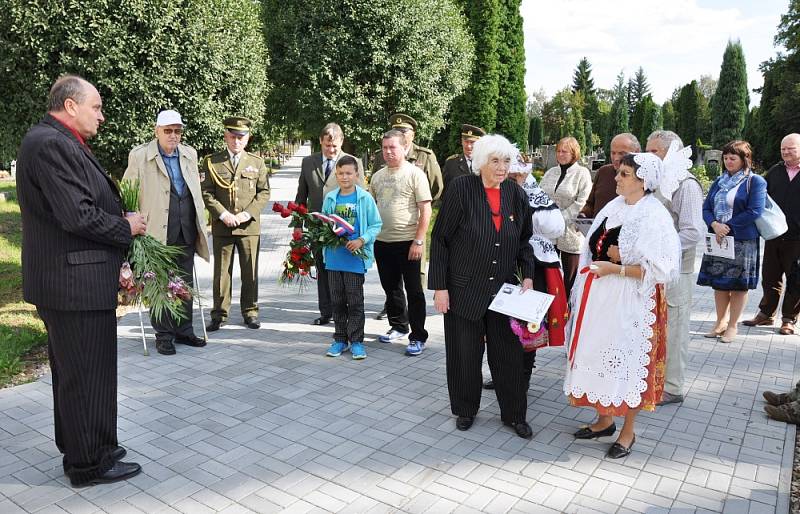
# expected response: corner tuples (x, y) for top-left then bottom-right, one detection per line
(633, 141), (693, 198)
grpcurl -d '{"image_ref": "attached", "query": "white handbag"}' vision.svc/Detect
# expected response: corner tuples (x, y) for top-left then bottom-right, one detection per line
(748, 176), (788, 240)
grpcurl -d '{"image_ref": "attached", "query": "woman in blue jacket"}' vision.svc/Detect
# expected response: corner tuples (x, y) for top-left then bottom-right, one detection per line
(697, 141), (766, 343)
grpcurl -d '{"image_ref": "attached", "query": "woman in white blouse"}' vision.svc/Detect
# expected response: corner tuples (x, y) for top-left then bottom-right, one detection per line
(540, 137), (592, 297)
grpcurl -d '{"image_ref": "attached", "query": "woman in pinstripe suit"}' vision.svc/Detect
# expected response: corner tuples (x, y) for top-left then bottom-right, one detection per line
(429, 134), (537, 438)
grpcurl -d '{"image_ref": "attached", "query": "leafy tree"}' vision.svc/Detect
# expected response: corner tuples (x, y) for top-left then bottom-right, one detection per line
(528, 116), (542, 152)
(494, 0), (528, 148)
(630, 95), (661, 148)
(675, 80), (711, 158)
(0, 0), (269, 172)
(262, 0), (473, 155)
(698, 74), (718, 101)
(751, 0), (800, 167)
(662, 101), (676, 132)
(526, 88), (548, 118)
(605, 72), (629, 155)
(584, 120), (593, 154)
(447, 0), (501, 155)
(712, 40), (749, 147)
(542, 88), (584, 146)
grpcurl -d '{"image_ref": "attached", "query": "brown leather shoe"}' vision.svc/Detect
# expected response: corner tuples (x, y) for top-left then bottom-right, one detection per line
(764, 403), (800, 424)
(763, 390), (793, 406)
(779, 322), (795, 335)
(741, 313), (774, 327)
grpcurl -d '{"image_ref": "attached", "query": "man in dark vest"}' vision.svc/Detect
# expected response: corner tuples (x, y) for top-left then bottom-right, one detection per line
(123, 109), (210, 355)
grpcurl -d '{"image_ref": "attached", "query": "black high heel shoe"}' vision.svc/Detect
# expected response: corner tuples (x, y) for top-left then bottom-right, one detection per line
(573, 423), (616, 439)
(606, 435), (635, 459)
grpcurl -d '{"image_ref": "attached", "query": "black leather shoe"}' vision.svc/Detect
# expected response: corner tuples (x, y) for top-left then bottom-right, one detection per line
(312, 316), (331, 326)
(111, 446), (126, 461)
(155, 339), (176, 355)
(375, 307), (387, 320)
(455, 416), (474, 431)
(504, 420), (533, 439)
(483, 380), (495, 390)
(573, 423), (616, 439)
(244, 317), (261, 329)
(206, 320), (226, 332)
(175, 335), (207, 347)
(70, 461), (142, 487)
(607, 436), (635, 459)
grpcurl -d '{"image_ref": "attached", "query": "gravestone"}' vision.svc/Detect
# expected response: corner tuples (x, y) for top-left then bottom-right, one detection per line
(10, 160), (16, 179)
(705, 150), (721, 178)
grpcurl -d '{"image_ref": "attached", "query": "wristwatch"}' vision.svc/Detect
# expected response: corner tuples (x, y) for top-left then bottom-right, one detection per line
(414, 239), (424, 246)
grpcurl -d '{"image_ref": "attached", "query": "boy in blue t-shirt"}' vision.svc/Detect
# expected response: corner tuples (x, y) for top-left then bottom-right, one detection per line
(322, 156), (382, 359)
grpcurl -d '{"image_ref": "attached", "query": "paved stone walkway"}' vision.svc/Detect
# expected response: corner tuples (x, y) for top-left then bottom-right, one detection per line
(1, 145), (797, 513)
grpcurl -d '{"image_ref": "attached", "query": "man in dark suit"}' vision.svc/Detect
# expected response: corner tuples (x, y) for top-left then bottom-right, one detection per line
(295, 123), (364, 325)
(16, 75), (146, 486)
(441, 124), (485, 198)
(201, 117), (271, 330)
(743, 133), (800, 335)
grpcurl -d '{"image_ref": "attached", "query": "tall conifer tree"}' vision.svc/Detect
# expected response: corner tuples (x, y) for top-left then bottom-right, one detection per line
(712, 40), (749, 147)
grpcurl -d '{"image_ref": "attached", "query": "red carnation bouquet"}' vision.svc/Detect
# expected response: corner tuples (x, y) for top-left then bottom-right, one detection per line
(273, 201), (365, 289)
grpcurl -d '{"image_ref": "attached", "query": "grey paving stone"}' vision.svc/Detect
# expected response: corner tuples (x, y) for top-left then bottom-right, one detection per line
(1, 146), (795, 514)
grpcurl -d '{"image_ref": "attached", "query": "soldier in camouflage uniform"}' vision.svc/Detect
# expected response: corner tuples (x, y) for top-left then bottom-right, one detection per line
(201, 117), (270, 331)
(763, 383), (800, 424)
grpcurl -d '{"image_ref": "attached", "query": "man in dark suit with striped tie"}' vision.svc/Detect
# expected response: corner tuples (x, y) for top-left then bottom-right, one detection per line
(295, 123), (364, 325)
(16, 75), (146, 487)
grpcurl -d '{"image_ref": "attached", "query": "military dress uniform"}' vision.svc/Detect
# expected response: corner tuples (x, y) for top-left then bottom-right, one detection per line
(201, 117), (270, 327)
(372, 114), (443, 201)
(441, 124), (486, 199)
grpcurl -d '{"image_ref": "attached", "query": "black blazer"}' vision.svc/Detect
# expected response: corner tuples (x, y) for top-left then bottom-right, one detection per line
(765, 162), (800, 240)
(429, 175), (536, 321)
(442, 154), (471, 197)
(16, 114), (132, 311)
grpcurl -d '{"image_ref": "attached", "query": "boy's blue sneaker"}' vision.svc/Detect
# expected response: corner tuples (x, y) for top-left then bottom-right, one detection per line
(405, 340), (425, 356)
(351, 342), (367, 360)
(326, 341), (351, 357)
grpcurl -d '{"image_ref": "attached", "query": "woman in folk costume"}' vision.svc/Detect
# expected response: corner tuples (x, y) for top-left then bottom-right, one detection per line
(564, 151), (680, 459)
(484, 157), (568, 390)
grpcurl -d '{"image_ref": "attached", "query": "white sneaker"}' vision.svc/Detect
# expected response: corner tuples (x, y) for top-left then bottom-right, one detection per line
(379, 329), (409, 343)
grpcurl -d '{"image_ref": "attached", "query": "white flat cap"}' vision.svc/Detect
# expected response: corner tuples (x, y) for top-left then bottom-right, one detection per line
(156, 109), (183, 126)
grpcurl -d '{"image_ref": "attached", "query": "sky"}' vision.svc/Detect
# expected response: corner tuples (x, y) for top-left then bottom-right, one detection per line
(521, 0), (789, 105)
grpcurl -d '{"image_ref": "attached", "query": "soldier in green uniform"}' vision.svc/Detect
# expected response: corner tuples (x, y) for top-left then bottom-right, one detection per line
(441, 124), (486, 199)
(372, 113), (443, 201)
(201, 117), (270, 330)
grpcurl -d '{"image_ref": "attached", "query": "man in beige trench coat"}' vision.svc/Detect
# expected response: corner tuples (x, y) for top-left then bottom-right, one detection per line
(123, 109), (210, 355)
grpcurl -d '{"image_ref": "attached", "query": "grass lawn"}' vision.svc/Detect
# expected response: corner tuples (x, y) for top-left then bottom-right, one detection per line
(0, 184), (48, 387)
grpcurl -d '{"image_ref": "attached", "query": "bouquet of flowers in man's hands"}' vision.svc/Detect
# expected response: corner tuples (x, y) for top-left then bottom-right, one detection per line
(118, 179), (193, 322)
(273, 201), (366, 289)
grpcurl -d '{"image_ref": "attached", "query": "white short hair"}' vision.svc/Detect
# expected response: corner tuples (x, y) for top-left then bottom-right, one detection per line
(471, 134), (518, 174)
(647, 130), (683, 152)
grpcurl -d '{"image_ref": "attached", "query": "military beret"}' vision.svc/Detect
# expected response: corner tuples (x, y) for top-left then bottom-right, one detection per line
(461, 124), (486, 140)
(389, 113), (418, 131)
(223, 116), (252, 135)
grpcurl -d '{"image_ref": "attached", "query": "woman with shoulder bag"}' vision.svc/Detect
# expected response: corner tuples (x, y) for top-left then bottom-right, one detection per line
(697, 140), (766, 343)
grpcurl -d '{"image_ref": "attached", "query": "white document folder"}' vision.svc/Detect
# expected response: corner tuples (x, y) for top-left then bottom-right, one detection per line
(488, 283), (555, 323)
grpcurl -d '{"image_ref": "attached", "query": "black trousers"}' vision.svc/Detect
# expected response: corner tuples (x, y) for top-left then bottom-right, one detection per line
(328, 270), (365, 343)
(444, 309), (527, 423)
(758, 239), (800, 322)
(37, 307), (118, 484)
(374, 240), (428, 342)
(313, 245), (332, 318)
(150, 233), (195, 341)
(560, 251), (581, 299)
